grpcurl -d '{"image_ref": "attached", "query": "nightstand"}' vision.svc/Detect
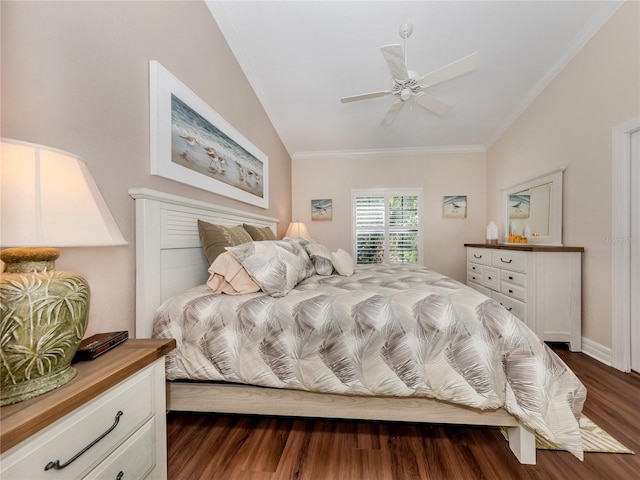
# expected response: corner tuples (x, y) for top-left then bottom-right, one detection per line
(1, 338), (175, 479)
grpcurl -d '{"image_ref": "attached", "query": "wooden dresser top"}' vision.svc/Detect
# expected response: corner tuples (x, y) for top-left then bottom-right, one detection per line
(464, 243), (584, 253)
(0, 338), (175, 453)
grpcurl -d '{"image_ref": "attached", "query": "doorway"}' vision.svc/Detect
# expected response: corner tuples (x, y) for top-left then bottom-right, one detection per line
(612, 117), (640, 373)
(631, 128), (639, 373)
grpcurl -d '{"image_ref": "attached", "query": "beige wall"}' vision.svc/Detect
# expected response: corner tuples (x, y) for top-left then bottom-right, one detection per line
(292, 152), (487, 282)
(486, 1), (640, 348)
(1, 1), (292, 337)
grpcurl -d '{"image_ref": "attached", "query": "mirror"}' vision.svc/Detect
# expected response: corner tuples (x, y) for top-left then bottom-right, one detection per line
(502, 168), (564, 245)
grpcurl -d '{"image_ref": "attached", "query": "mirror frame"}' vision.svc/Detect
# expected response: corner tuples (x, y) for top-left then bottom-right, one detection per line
(502, 167), (565, 246)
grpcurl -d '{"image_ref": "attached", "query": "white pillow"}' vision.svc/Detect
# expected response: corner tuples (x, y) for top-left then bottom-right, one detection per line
(331, 248), (355, 276)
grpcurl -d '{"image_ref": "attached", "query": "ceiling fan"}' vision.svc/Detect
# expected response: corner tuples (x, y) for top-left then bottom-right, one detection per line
(340, 23), (481, 127)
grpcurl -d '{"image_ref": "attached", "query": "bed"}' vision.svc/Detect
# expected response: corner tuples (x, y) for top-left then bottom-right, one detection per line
(129, 187), (587, 464)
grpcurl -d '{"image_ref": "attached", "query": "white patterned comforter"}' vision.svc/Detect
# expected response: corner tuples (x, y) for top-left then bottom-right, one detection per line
(153, 264), (587, 459)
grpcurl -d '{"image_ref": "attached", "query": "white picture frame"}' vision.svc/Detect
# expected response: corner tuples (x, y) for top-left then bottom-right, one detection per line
(149, 61), (268, 209)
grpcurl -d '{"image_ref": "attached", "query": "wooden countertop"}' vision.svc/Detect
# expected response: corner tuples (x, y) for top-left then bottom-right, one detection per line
(0, 338), (175, 453)
(464, 243), (584, 253)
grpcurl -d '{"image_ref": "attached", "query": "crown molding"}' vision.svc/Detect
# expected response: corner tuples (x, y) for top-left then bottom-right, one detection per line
(293, 144), (486, 161)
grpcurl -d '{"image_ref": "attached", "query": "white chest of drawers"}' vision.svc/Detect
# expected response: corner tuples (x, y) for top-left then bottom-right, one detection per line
(1, 339), (175, 480)
(465, 244), (583, 351)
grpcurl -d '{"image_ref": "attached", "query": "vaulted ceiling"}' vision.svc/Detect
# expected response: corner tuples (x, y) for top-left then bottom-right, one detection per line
(206, 1), (622, 158)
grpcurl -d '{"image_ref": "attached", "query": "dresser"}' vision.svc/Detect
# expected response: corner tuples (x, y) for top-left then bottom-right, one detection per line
(0, 338), (175, 480)
(464, 244), (584, 352)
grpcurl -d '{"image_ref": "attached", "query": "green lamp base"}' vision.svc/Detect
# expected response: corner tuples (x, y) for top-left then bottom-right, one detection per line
(1, 247), (89, 406)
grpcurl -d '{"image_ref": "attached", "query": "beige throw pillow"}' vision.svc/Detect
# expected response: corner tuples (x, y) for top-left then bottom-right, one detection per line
(243, 224), (277, 241)
(198, 220), (253, 265)
(206, 252), (261, 295)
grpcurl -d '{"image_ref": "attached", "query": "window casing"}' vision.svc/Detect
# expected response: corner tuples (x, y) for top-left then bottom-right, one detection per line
(352, 188), (423, 265)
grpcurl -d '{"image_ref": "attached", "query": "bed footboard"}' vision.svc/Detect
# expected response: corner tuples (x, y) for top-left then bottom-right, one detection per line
(166, 381), (537, 465)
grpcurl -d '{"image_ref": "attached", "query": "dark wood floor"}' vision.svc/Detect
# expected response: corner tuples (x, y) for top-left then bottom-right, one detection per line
(166, 345), (640, 479)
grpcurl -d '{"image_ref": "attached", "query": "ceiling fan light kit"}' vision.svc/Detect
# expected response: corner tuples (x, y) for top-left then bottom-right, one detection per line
(340, 22), (481, 126)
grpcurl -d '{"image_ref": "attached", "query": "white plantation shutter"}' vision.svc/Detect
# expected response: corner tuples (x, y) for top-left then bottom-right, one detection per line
(355, 196), (385, 264)
(352, 189), (422, 265)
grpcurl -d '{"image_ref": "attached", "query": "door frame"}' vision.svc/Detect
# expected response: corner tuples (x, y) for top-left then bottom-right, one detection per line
(611, 116), (640, 372)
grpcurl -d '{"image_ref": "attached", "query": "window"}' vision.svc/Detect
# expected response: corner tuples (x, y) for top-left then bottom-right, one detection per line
(352, 188), (422, 265)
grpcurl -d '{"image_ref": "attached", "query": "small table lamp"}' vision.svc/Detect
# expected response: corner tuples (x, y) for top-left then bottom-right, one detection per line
(0, 139), (127, 406)
(285, 221), (310, 239)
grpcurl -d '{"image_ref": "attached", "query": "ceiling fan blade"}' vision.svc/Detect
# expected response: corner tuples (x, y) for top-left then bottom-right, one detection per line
(381, 44), (408, 81)
(380, 99), (405, 127)
(414, 92), (452, 117)
(419, 52), (481, 88)
(340, 90), (391, 103)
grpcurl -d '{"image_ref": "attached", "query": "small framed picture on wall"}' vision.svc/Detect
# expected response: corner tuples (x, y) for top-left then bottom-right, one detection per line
(311, 199), (332, 221)
(443, 195), (467, 218)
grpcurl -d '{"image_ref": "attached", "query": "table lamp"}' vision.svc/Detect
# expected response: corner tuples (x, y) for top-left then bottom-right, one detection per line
(285, 221), (310, 239)
(0, 139), (127, 406)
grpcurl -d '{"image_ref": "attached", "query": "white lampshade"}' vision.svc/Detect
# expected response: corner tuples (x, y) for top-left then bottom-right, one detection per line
(285, 221), (310, 239)
(1, 139), (126, 247)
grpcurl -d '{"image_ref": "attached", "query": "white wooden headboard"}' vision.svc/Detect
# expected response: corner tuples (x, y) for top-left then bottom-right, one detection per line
(128, 188), (279, 338)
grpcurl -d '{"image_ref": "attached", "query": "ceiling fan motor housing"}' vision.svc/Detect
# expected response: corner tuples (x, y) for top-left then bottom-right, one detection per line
(399, 23), (413, 39)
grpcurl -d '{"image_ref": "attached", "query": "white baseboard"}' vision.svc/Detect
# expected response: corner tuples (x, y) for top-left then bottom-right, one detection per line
(580, 337), (612, 367)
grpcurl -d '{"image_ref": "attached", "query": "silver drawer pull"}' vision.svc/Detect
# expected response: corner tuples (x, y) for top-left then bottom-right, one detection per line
(500, 258), (513, 264)
(473, 254), (483, 259)
(44, 411), (123, 471)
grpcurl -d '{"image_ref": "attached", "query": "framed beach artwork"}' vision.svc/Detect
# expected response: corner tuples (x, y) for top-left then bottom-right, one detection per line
(443, 195), (467, 218)
(149, 61), (268, 208)
(311, 199), (332, 221)
(508, 194), (530, 218)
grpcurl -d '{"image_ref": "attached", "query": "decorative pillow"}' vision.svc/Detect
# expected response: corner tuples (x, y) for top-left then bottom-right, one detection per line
(197, 220), (253, 265)
(243, 224), (277, 241)
(331, 248), (355, 276)
(206, 252), (261, 295)
(226, 240), (315, 297)
(304, 242), (334, 275)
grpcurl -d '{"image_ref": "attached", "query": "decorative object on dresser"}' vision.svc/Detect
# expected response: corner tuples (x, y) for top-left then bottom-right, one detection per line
(465, 243), (584, 351)
(0, 338), (175, 480)
(0, 139), (127, 406)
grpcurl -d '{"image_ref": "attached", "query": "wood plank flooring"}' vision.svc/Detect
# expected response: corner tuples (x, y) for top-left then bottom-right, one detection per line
(166, 345), (640, 479)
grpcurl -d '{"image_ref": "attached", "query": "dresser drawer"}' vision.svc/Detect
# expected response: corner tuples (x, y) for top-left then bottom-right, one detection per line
(468, 262), (484, 275)
(84, 419), (156, 480)
(1, 364), (155, 480)
(492, 251), (527, 273)
(501, 282), (526, 301)
(493, 291), (526, 322)
(501, 269), (526, 288)
(482, 266), (500, 290)
(467, 248), (491, 266)
(467, 267), (484, 285)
